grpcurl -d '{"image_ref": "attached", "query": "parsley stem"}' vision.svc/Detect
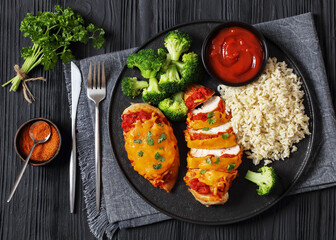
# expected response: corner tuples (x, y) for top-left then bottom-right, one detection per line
(3, 43), (44, 91)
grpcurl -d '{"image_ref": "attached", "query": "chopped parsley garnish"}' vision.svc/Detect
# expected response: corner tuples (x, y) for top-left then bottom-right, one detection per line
(200, 169), (206, 174)
(208, 117), (216, 125)
(227, 163), (236, 171)
(132, 114), (137, 117)
(157, 123), (163, 127)
(222, 133), (229, 139)
(138, 151), (143, 157)
(207, 112), (214, 118)
(146, 131), (154, 146)
(153, 163), (161, 170)
(155, 152), (166, 162)
(159, 147), (164, 150)
(133, 139), (142, 144)
(158, 133), (167, 143)
(214, 157), (220, 165)
(205, 157), (212, 164)
(137, 133), (140, 136)
(202, 127), (210, 131)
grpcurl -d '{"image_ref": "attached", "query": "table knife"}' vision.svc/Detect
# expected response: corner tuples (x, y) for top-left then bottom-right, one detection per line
(70, 62), (82, 213)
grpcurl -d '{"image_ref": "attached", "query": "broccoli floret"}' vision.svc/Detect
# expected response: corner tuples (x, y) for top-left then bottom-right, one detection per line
(159, 64), (184, 94)
(142, 77), (168, 105)
(164, 30), (192, 61)
(127, 49), (165, 79)
(121, 77), (149, 99)
(157, 48), (168, 58)
(245, 166), (277, 196)
(174, 52), (202, 88)
(158, 92), (188, 121)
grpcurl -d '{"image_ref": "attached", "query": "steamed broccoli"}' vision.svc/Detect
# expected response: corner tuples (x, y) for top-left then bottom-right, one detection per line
(142, 77), (168, 105)
(174, 52), (202, 88)
(245, 166), (277, 196)
(158, 92), (188, 121)
(157, 47), (168, 58)
(164, 30), (192, 61)
(127, 49), (165, 79)
(159, 64), (183, 94)
(158, 47), (171, 72)
(121, 77), (149, 99)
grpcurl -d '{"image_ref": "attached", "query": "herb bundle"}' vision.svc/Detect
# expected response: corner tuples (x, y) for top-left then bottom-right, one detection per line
(2, 5), (105, 96)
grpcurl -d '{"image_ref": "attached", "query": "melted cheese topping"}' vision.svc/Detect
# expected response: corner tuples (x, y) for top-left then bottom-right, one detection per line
(124, 115), (178, 180)
(186, 111), (231, 130)
(185, 131), (237, 149)
(187, 151), (242, 170)
(185, 169), (238, 195)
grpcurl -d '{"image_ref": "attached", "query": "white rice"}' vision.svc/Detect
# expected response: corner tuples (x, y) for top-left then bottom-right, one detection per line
(218, 57), (310, 165)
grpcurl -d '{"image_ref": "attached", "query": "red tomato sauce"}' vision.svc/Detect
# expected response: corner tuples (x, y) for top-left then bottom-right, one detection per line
(185, 86), (214, 109)
(121, 110), (167, 133)
(189, 178), (210, 194)
(207, 27), (263, 83)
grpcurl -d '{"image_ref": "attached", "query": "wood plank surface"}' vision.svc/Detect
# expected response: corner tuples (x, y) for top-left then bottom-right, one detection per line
(0, 0), (335, 239)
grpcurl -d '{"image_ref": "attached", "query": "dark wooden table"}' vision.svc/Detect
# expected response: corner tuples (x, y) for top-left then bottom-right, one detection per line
(1, 0), (335, 239)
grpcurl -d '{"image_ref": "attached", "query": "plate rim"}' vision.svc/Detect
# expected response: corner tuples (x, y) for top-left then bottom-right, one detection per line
(107, 20), (317, 225)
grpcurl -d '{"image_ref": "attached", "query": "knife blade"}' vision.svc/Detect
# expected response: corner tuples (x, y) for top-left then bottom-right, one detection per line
(70, 62), (82, 213)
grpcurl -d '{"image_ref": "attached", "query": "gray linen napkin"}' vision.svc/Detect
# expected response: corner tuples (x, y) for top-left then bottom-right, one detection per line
(64, 13), (336, 239)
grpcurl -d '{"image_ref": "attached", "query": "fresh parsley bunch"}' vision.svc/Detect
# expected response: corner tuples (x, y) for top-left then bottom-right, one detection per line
(3, 5), (105, 91)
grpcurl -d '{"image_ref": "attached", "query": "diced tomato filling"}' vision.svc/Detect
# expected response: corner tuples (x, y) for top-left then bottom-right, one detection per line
(189, 128), (233, 140)
(189, 178), (210, 194)
(185, 86), (214, 109)
(121, 110), (168, 133)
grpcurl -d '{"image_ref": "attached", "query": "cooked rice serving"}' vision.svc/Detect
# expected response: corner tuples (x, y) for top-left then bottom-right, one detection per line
(218, 57), (310, 165)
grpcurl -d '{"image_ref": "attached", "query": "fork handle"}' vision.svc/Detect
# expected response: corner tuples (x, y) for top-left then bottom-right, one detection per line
(95, 103), (101, 211)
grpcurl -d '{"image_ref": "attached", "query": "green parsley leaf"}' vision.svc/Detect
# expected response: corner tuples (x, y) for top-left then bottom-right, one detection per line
(133, 139), (142, 144)
(208, 117), (217, 125)
(205, 157), (212, 164)
(155, 152), (166, 162)
(157, 123), (163, 127)
(207, 112), (214, 118)
(3, 5), (106, 92)
(200, 169), (206, 174)
(227, 163), (236, 171)
(159, 147), (164, 150)
(222, 133), (229, 139)
(138, 151), (143, 157)
(214, 157), (220, 165)
(153, 163), (162, 170)
(146, 131), (154, 146)
(158, 133), (167, 143)
(202, 127), (210, 131)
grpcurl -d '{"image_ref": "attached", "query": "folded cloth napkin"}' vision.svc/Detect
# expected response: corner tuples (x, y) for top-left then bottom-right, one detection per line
(63, 12), (336, 239)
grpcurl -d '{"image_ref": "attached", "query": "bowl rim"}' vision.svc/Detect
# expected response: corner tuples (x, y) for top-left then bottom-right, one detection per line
(201, 21), (269, 87)
(14, 117), (62, 166)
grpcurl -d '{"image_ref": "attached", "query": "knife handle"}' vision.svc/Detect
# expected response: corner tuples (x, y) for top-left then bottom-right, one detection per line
(69, 121), (76, 213)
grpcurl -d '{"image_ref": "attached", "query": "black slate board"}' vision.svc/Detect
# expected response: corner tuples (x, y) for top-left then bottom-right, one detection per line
(108, 21), (316, 224)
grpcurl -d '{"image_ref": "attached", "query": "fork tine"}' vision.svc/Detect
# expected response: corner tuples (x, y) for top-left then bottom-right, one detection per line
(93, 61), (97, 89)
(97, 61), (101, 89)
(88, 62), (92, 88)
(102, 62), (106, 88)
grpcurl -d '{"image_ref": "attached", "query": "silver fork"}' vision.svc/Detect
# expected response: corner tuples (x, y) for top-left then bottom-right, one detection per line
(87, 61), (106, 211)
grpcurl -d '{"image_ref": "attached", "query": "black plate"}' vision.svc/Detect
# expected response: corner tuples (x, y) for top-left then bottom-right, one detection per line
(108, 21), (316, 225)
